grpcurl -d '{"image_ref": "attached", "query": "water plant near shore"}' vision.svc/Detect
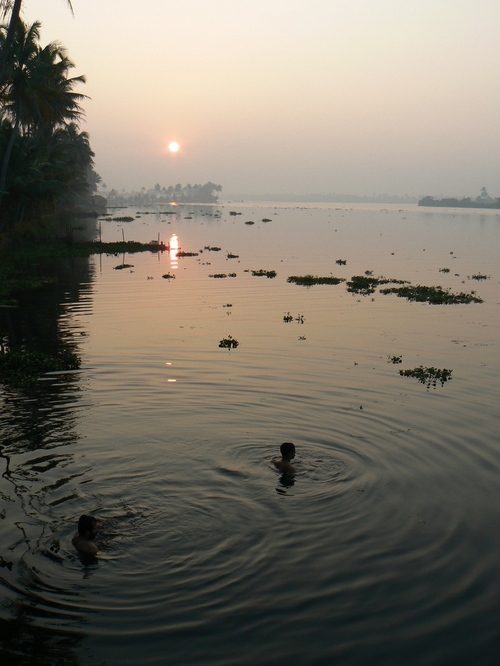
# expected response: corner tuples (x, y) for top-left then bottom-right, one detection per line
(0, 350), (81, 388)
(399, 366), (453, 389)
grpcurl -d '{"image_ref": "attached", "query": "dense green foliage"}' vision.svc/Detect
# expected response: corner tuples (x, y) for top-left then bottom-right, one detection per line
(0, 18), (98, 230)
(0, 348), (80, 387)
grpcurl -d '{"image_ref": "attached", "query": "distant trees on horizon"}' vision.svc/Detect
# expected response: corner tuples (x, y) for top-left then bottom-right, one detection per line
(103, 182), (222, 206)
(418, 187), (500, 209)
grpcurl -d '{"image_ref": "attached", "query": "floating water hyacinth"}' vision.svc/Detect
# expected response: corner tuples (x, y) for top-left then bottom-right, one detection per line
(399, 366), (453, 389)
(251, 269), (277, 278)
(287, 275), (345, 286)
(219, 335), (239, 349)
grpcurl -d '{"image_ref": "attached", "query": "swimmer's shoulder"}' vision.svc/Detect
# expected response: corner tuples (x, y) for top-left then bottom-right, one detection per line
(72, 534), (98, 555)
(272, 459), (296, 476)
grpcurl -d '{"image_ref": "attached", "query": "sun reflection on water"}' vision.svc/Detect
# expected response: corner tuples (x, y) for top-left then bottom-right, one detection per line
(169, 234), (179, 269)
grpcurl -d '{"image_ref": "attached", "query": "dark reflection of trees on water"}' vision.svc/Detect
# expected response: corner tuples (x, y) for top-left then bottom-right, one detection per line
(0, 252), (95, 665)
(0, 612), (84, 666)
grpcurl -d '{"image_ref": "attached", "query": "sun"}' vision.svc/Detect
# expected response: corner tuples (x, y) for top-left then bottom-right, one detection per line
(168, 141), (179, 153)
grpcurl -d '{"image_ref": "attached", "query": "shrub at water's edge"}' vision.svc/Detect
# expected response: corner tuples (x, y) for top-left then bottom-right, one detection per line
(0, 349), (81, 388)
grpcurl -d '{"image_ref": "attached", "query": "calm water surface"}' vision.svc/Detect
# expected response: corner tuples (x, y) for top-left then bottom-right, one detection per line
(1, 203), (499, 665)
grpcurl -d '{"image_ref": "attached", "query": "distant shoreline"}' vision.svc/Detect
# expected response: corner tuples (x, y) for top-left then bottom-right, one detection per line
(418, 195), (500, 210)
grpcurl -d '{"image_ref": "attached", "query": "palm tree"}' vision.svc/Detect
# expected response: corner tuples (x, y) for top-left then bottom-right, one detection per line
(0, 19), (89, 227)
(0, 0), (73, 85)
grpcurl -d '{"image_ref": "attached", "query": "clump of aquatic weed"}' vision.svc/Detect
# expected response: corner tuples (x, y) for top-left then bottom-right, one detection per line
(346, 275), (408, 295)
(0, 349), (81, 388)
(399, 366), (453, 389)
(283, 312), (305, 323)
(219, 335), (239, 349)
(251, 269), (277, 278)
(209, 273), (237, 278)
(387, 355), (402, 364)
(287, 275), (345, 286)
(380, 284), (482, 304)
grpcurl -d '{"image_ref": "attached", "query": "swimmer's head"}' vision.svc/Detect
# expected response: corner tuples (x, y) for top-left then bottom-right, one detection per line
(77, 514), (97, 538)
(280, 442), (295, 459)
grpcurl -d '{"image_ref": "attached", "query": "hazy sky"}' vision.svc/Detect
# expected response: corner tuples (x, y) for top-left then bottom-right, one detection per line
(21, 0), (500, 197)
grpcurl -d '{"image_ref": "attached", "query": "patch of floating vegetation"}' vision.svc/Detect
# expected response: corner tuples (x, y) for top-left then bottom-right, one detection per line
(204, 246), (221, 251)
(380, 284), (482, 304)
(162, 273), (175, 279)
(336, 259), (347, 265)
(177, 251), (199, 257)
(283, 312), (305, 323)
(399, 366), (453, 389)
(114, 263), (134, 270)
(347, 275), (408, 295)
(0, 350), (81, 388)
(219, 335), (239, 349)
(227, 252), (239, 259)
(245, 221), (255, 225)
(387, 355), (402, 364)
(209, 273), (237, 278)
(439, 267), (450, 273)
(469, 273), (489, 281)
(251, 269), (277, 278)
(287, 275), (345, 286)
